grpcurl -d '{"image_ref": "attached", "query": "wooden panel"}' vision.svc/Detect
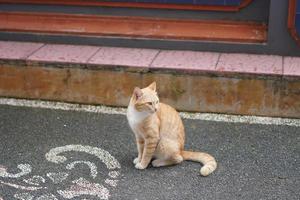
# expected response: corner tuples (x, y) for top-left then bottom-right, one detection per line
(0, 0), (253, 11)
(0, 12), (267, 43)
(288, 0), (300, 46)
(98, 0), (243, 6)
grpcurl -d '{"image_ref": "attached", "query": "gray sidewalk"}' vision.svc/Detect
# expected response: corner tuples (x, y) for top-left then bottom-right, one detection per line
(0, 104), (299, 200)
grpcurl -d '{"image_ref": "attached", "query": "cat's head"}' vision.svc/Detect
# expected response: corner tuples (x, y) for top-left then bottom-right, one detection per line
(132, 82), (159, 114)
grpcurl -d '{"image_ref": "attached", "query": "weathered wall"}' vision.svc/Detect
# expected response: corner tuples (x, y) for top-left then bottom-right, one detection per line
(1, 61), (299, 118)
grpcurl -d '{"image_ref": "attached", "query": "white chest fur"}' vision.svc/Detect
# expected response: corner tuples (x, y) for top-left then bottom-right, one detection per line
(127, 105), (149, 131)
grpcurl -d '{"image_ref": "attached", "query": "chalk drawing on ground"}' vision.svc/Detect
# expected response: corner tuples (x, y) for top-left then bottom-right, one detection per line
(23, 176), (45, 186)
(0, 144), (121, 200)
(46, 172), (69, 184)
(66, 161), (98, 179)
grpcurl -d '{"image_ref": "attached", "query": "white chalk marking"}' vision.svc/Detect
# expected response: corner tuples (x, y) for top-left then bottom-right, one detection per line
(45, 145), (121, 199)
(0, 180), (43, 191)
(0, 97), (299, 126)
(23, 176), (45, 186)
(45, 145), (121, 170)
(108, 171), (120, 179)
(57, 178), (110, 200)
(14, 192), (34, 200)
(46, 172), (69, 184)
(67, 161), (98, 179)
(104, 179), (118, 187)
(0, 164), (31, 178)
(1, 145), (121, 200)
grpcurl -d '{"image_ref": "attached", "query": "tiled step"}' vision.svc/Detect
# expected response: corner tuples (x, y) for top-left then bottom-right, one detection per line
(0, 41), (299, 118)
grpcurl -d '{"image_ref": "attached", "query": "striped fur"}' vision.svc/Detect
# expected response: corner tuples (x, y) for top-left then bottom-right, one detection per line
(127, 82), (217, 176)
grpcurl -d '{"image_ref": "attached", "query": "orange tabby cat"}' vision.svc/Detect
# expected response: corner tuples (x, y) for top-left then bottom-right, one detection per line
(127, 82), (217, 176)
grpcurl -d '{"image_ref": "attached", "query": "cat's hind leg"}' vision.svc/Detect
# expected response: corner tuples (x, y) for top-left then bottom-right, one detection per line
(152, 154), (183, 167)
(152, 138), (183, 167)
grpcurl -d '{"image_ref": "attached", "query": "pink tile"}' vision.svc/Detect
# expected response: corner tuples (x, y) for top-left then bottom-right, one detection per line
(151, 50), (219, 71)
(28, 44), (99, 63)
(88, 47), (159, 67)
(283, 57), (300, 76)
(217, 53), (283, 75)
(0, 41), (44, 60)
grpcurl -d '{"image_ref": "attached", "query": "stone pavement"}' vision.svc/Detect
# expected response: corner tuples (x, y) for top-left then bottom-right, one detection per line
(0, 104), (299, 200)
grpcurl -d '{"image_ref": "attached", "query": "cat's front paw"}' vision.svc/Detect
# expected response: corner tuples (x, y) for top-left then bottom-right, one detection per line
(135, 162), (147, 170)
(133, 157), (140, 165)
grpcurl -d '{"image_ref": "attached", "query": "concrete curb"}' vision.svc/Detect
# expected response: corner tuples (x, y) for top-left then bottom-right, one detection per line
(0, 59), (299, 118)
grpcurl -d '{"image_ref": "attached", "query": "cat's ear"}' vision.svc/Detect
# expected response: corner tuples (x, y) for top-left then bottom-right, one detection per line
(133, 87), (143, 99)
(148, 82), (156, 92)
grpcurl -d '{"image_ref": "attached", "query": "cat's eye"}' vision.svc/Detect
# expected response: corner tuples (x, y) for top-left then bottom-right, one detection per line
(144, 101), (158, 106)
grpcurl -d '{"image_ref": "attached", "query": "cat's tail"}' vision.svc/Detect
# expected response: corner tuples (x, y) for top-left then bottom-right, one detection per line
(181, 150), (217, 176)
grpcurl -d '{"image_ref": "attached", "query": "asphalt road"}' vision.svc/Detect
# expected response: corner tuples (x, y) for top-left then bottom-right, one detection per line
(0, 105), (299, 200)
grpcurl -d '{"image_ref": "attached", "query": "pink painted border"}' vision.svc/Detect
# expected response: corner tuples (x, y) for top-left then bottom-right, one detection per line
(216, 53), (283, 75)
(0, 41), (299, 77)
